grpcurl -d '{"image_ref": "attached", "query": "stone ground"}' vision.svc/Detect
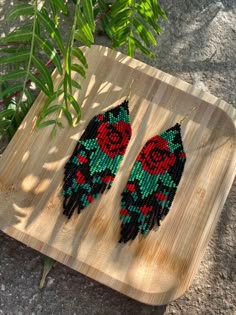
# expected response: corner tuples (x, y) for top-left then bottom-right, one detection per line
(0, 0), (236, 314)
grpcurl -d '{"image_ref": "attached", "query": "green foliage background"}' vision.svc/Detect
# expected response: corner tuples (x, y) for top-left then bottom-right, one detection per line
(0, 0), (166, 139)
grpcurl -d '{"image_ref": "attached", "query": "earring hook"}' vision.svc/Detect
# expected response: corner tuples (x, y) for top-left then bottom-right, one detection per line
(179, 105), (198, 125)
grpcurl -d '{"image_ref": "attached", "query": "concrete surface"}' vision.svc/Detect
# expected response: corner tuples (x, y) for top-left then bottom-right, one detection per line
(0, 0), (235, 314)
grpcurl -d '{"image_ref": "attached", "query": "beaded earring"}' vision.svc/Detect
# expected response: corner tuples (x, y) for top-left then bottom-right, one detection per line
(62, 99), (132, 219)
(118, 107), (196, 243)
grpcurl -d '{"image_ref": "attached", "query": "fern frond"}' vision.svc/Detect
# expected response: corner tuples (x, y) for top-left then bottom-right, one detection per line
(99, 0), (166, 58)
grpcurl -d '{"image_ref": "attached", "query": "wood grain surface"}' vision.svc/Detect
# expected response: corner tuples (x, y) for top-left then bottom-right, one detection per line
(0, 45), (235, 305)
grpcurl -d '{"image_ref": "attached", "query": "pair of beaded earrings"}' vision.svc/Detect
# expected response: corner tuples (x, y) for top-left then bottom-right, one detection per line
(62, 92), (189, 243)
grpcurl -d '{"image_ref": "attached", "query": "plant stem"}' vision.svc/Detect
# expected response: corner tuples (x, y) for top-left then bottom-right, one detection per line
(63, 0), (80, 107)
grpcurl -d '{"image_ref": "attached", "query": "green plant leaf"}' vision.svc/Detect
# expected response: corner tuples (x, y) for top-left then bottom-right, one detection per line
(12, 111), (22, 126)
(1, 0), (166, 140)
(49, 1), (57, 17)
(31, 55), (54, 93)
(0, 119), (12, 129)
(83, 0), (95, 32)
(97, 0), (109, 12)
(0, 52), (30, 65)
(149, 0), (167, 19)
(62, 107), (73, 126)
(65, 46), (72, 93)
(71, 64), (86, 78)
(24, 88), (34, 105)
(0, 84), (24, 99)
(0, 70), (27, 81)
(39, 256), (56, 289)
(67, 94), (81, 123)
(110, 0), (128, 17)
(71, 79), (81, 90)
(65, 46), (71, 75)
(35, 15), (41, 36)
(0, 30), (32, 43)
(97, 0), (112, 38)
(109, 10), (132, 30)
(63, 73), (68, 106)
(74, 30), (92, 46)
(71, 48), (88, 68)
(49, 0), (68, 16)
(132, 37), (155, 57)
(111, 25), (131, 48)
(43, 89), (64, 110)
(0, 109), (15, 120)
(19, 101), (30, 116)
(110, 8), (131, 22)
(35, 35), (63, 74)
(136, 1), (163, 34)
(7, 4), (34, 20)
(53, 0), (68, 15)
(76, 9), (94, 43)
(0, 81), (16, 109)
(36, 119), (57, 129)
(28, 73), (50, 96)
(0, 46), (29, 54)
(133, 16), (157, 47)
(51, 124), (57, 137)
(37, 104), (61, 122)
(112, 37), (127, 48)
(110, 25), (130, 40)
(128, 36), (135, 57)
(37, 8), (65, 54)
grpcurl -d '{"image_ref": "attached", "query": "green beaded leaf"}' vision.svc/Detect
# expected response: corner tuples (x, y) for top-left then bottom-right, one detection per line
(160, 171), (177, 188)
(107, 105), (130, 124)
(129, 161), (161, 197)
(80, 138), (98, 150)
(160, 129), (181, 152)
(89, 146), (123, 176)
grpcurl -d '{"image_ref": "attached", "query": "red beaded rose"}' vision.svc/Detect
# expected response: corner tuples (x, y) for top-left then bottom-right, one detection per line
(97, 121), (131, 158)
(137, 135), (176, 175)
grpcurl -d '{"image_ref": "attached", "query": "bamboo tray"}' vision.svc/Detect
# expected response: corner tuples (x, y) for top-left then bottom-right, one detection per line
(0, 45), (235, 305)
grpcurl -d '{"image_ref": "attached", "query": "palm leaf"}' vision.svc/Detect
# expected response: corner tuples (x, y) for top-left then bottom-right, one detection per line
(28, 73), (50, 96)
(0, 30), (32, 43)
(31, 55), (54, 93)
(0, 70), (27, 81)
(7, 4), (34, 20)
(35, 35), (63, 74)
(37, 8), (65, 54)
(0, 52), (30, 65)
(82, 0), (95, 32)
(71, 64), (86, 78)
(72, 48), (88, 68)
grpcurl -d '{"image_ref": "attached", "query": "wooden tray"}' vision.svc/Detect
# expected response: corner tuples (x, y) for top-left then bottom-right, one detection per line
(0, 45), (235, 305)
